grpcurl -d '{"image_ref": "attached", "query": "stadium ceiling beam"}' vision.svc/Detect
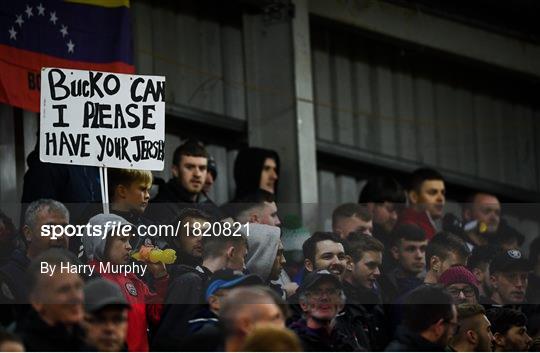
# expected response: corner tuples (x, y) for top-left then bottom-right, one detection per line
(309, 0), (540, 79)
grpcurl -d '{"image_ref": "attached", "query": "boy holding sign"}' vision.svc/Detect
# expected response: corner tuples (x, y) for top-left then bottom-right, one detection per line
(108, 168), (166, 249)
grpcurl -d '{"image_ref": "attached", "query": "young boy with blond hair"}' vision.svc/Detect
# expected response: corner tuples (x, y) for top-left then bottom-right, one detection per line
(107, 168), (163, 248)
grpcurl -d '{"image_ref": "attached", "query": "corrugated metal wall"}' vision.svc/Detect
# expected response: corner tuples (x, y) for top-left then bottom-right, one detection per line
(132, 0), (247, 121)
(132, 0), (245, 206)
(311, 22), (540, 193)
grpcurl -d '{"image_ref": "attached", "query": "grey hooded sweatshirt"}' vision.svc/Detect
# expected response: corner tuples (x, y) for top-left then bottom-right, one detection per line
(82, 213), (133, 261)
(243, 223), (281, 282)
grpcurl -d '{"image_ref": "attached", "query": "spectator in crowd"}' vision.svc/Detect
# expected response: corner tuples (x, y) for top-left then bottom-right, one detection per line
(344, 235), (384, 302)
(0, 199), (69, 310)
(82, 278), (130, 352)
(302, 232), (347, 281)
(488, 249), (530, 305)
(107, 168), (159, 249)
(153, 227), (248, 350)
(15, 249), (86, 351)
(487, 308), (532, 352)
(221, 286), (286, 352)
(167, 208), (211, 268)
(343, 234), (388, 351)
(203, 155), (217, 195)
(148, 139), (218, 223)
(0, 330), (24, 352)
(188, 270), (263, 334)
(461, 192), (501, 249)
(399, 168), (446, 240)
(332, 203), (373, 239)
(527, 236), (540, 303)
(385, 285), (457, 352)
(244, 224), (287, 296)
(379, 224), (427, 303)
(358, 176), (405, 246)
(179, 270), (263, 351)
(467, 245), (499, 301)
(448, 304), (494, 352)
(438, 266), (479, 305)
(289, 270), (364, 351)
(233, 147), (280, 200)
(424, 232), (470, 285)
(241, 325), (303, 352)
(82, 213), (169, 351)
(230, 190), (299, 296)
(229, 189), (281, 227)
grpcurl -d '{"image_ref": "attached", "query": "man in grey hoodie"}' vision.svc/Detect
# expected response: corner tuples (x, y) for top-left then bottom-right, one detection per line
(244, 223), (287, 297)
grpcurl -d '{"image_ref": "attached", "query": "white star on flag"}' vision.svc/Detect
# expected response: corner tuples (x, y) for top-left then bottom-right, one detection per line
(15, 15), (24, 27)
(37, 3), (45, 16)
(67, 40), (75, 53)
(50, 11), (58, 24)
(9, 27), (17, 40)
(25, 5), (33, 18)
(60, 25), (68, 37)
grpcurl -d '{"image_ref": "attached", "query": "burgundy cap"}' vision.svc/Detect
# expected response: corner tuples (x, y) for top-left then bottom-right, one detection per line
(439, 266), (479, 287)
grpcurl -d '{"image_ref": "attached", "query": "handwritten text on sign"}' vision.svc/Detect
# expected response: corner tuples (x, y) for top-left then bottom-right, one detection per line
(40, 68), (166, 170)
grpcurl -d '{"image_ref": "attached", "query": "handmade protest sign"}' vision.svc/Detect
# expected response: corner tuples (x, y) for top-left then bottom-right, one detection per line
(40, 68), (166, 171)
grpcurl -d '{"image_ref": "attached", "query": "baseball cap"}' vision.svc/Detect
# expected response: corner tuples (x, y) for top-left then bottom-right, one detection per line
(489, 249), (532, 274)
(205, 269), (263, 300)
(298, 270), (342, 295)
(84, 278), (130, 313)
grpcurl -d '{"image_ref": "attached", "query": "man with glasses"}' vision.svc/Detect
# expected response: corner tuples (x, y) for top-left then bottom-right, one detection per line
(488, 250), (530, 305)
(439, 266), (479, 305)
(289, 270), (364, 351)
(385, 285), (457, 351)
(82, 278), (130, 352)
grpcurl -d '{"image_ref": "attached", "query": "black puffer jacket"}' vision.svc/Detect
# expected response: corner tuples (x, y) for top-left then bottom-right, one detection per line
(343, 281), (390, 351)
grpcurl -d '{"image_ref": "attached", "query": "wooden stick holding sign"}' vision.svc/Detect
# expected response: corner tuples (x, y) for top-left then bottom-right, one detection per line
(39, 68), (166, 214)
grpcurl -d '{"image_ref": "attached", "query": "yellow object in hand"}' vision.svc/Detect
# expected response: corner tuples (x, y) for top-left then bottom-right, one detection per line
(132, 246), (177, 264)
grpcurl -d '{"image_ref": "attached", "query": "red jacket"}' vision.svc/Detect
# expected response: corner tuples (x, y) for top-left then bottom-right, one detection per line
(397, 208), (437, 241)
(89, 260), (169, 351)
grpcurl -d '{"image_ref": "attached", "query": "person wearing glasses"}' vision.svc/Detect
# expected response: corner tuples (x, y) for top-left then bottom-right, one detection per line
(385, 285), (457, 351)
(82, 278), (130, 352)
(289, 270), (365, 351)
(438, 266), (479, 305)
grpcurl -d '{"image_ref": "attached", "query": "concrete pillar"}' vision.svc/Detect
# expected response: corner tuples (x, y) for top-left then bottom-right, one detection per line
(242, 0), (318, 226)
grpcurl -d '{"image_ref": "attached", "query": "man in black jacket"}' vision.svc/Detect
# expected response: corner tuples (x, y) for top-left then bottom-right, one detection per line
(147, 139), (219, 224)
(0, 199), (70, 324)
(15, 249), (88, 351)
(151, 228), (248, 350)
(232, 147), (280, 201)
(344, 234), (389, 351)
(385, 285), (457, 352)
(289, 270), (364, 351)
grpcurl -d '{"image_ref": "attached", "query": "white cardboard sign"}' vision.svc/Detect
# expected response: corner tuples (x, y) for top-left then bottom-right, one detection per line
(40, 68), (165, 171)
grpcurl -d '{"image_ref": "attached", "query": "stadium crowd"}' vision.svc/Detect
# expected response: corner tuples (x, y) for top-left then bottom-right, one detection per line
(0, 139), (539, 352)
